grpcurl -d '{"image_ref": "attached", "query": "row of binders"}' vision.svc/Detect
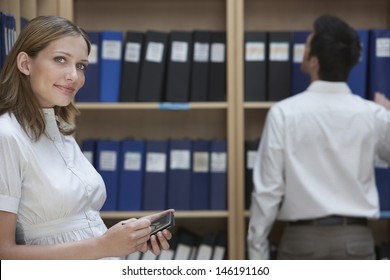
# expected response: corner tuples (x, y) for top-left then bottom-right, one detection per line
(245, 29), (390, 102)
(2, 20), (390, 102)
(81, 138), (227, 211)
(76, 28), (390, 104)
(126, 229), (227, 260)
(244, 139), (390, 211)
(0, 12), (16, 70)
(3, 23), (388, 102)
(76, 30), (226, 103)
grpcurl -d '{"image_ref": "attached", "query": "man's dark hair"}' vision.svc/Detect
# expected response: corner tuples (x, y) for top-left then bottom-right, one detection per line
(310, 14), (361, 81)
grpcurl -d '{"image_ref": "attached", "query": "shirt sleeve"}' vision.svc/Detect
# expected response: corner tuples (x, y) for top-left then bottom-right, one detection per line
(376, 106), (390, 164)
(247, 105), (286, 260)
(0, 132), (24, 214)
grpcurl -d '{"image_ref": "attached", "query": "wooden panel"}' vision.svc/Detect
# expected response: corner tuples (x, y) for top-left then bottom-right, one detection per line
(58, 0), (73, 21)
(75, 109), (227, 142)
(233, 0), (246, 260)
(244, 109), (268, 141)
(245, 0), (390, 30)
(37, 0), (58, 16)
(0, 0), (10, 12)
(73, 0), (226, 31)
(21, 0), (37, 19)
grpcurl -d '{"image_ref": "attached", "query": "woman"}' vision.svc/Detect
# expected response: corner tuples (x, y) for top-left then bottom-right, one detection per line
(0, 15), (172, 259)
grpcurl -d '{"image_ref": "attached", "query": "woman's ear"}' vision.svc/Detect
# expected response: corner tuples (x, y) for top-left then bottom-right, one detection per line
(17, 52), (31, 75)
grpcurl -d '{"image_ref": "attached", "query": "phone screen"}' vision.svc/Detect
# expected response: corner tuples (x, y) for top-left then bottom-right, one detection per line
(150, 212), (175, 235)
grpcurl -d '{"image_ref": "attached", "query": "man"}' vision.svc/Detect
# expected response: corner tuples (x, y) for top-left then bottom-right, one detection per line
(247, 14), (390, 260)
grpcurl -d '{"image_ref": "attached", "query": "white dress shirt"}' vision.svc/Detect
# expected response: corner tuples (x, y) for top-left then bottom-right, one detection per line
(0, 108), (108, 245)
(247, 81), (390, 259)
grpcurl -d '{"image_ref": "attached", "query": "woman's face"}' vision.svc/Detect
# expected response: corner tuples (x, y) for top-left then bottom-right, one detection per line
(26, 35), (89, 108)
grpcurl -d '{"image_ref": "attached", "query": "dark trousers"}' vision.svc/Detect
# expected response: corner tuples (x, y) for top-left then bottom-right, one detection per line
(277, 224), (375, 260)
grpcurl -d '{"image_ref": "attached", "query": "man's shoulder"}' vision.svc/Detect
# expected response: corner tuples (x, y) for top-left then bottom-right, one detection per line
(270, 94), (306, 112)
(353, 96), (390, 113)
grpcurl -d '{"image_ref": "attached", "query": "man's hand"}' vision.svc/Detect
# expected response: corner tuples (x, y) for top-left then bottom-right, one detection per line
(374, 92), (390, 110)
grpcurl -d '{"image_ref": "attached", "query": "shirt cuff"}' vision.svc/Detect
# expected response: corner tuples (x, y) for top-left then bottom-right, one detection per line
(0, 194), (19, 213)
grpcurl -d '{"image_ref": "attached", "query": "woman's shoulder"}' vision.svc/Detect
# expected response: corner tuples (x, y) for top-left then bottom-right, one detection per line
(0, 112), (24, 139)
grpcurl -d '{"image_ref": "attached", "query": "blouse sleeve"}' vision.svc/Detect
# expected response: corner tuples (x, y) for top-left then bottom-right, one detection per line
(0, 131), (25, 214)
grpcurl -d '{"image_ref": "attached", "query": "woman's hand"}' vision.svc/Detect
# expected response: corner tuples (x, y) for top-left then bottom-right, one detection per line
(139, 209), (175, 255)
(100, 218), (151, 257)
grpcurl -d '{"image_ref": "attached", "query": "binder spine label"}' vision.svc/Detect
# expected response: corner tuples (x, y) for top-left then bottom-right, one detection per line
(146, 42), (164, 62)
(89, 44), (98, 64)
(270, 42), (289, 61)
(171, 41), (188, 62)
(376, 38), (390, 57)
(210, 43), (225, 63)
(170, 150), (191, 169)
(293, 43), (305, 63)
(102, 40), (121, 60)
(193, 42), (210, 62)
(124, 152), (142, 171)
(211, 152), (227, 172)
(124, 42), (141, 62)
(159, 103), (190, 110)
(245, 42), (265, 61)
(99, 151), (117, 171)
(175, 244), (192, 259)
(193, 152), (209, 173)
(146, 152), (166, 172)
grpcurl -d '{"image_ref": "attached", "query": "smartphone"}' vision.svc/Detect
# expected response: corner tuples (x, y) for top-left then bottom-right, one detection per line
(150, 212), (175, 235)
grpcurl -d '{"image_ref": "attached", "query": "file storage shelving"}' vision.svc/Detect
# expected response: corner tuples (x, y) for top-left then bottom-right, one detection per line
(234, 0), (390, 259)
(0, 0), (238, 259)
(1, 0), (390, 260)
(72, 0), (237, 259)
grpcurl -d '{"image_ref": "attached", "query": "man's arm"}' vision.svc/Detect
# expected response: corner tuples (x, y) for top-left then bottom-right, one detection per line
(247, 106), (286, 260)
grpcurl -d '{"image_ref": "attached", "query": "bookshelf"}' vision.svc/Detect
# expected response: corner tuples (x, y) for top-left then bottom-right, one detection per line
(1, 0), (390, 260)
(234, 0), (390, 259)
(72, 0), (239, 260)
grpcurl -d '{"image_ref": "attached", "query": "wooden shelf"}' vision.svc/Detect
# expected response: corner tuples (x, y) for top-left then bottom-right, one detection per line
(244, 210), (390, 220)
(243, 102), (274, 109)
(75, 102), (228, 110)
(101, 210), (229, 219)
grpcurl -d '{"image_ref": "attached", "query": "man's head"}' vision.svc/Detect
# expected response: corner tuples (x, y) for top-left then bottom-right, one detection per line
(301, 14), (361, 82)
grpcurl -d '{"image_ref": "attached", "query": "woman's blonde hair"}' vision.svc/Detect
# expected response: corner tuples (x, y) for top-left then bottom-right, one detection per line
(0, 15), (91, 141)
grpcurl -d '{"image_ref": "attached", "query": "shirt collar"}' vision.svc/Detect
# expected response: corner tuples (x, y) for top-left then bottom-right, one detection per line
(307, 80), (352, 95)
(42, 108), (61, 141)
(42, 108), (56, 121)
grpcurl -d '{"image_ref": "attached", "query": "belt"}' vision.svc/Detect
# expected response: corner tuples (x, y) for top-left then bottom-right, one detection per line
(288, 215), (367, 226)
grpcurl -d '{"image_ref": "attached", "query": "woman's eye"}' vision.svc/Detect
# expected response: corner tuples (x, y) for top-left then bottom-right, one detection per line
(76, 63), (87, 70)
(54, 57), (66, 63)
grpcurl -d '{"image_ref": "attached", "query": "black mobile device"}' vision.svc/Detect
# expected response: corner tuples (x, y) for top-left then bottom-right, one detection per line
(150, 212), (175, 235)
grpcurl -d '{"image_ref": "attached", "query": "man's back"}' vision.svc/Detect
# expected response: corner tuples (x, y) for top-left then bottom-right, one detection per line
(266, 81), (390, 220)
(248, 14), (390, 260)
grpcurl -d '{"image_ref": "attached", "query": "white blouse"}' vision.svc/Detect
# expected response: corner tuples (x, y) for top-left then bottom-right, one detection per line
(0, 108), (108, 245)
